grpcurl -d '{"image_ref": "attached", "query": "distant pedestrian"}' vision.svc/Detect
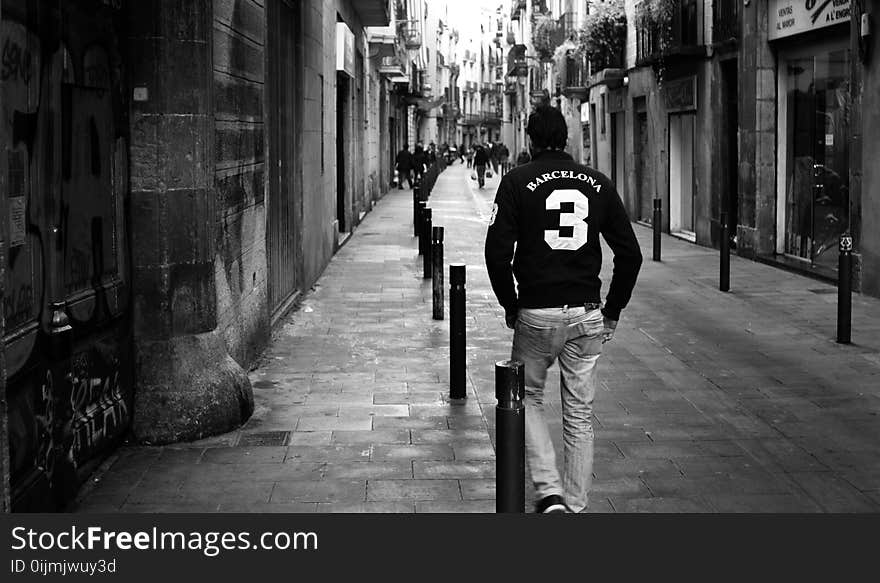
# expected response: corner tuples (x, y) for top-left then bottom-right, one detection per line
(516, 150), (531, 166)
(395, 144), (414, 189)
(489, 142), (500, 174)
(473, 144), (489, 188)
(498, 142), (510, 174)
(484, 105), (643, 514)
(466, 145), (474, 168)
(413, 144), (428, 184)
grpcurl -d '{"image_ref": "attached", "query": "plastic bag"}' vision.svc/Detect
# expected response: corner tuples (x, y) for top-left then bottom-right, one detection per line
(486, 170), (493, 178)
(470, 172), (477, 181)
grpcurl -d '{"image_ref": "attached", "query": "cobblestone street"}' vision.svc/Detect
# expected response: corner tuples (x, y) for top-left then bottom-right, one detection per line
(71, 163), (880, 513)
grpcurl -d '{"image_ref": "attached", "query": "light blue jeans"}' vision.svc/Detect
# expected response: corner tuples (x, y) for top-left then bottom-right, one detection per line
(511, 305), (604, 513)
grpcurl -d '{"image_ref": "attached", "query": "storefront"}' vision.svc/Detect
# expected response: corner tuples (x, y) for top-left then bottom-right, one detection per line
(772, 0), (852, 277)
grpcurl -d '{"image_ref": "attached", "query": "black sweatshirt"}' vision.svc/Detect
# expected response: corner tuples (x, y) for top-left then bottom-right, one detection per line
(484, 150), (642, 321)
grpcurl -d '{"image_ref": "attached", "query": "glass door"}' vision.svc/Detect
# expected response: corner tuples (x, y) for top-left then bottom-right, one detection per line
(782, 46), (850, 270)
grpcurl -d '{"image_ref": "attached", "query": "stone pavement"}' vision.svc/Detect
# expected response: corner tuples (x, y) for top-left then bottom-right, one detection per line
(71, 162), (880, 513)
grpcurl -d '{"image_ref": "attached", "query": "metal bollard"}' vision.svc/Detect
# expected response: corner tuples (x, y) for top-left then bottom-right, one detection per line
(495, 360), (525, 514)
(432, 227), (444, 320)
(652, 198), (662, 262)
(417, 201), (427, 256)
(423, 209), (433, 279)
(449, 263), (467, 400)
(720, 211), (730, 292)
(413, 186), (421, 237)
(837, 233), (853, 344)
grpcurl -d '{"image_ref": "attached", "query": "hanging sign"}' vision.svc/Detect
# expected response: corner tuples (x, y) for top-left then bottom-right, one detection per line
(769, 0), (851, 41)
(336, 22), (355, 77)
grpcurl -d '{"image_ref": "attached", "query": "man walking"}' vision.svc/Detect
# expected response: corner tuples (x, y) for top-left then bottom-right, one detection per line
(484, 106), (642, 514)
(395, 144), (414, 189)
(413, 143), (428, 185)
(498, 142), (510, 175)
(473, 143), (490, 189)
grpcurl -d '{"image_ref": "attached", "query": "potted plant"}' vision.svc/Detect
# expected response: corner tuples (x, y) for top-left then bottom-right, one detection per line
(576, 0), (627, 72)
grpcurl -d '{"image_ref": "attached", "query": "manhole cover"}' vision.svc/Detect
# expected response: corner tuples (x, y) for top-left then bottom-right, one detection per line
(808, 288), (836, 295)
(237, 431), (290, 446)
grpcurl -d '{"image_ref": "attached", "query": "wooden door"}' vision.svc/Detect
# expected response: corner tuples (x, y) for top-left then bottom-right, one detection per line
(267, 0), (300, 318)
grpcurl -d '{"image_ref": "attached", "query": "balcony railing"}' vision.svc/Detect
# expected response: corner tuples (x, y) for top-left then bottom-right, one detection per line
(635, 0), (702, 65)
(563, 51), (589, 100)
(511, 0), (526, 20)
(529, 65), (546, 95)
(712, 0), (740, 45)
(481, 108), (502, 124)
(504, 81), (518, 95)
(462, 113), (482, 125)
(558, 12), (580, 41)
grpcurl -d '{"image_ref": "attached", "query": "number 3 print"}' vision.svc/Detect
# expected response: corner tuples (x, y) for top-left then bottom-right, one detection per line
(544, 189), (589, 250)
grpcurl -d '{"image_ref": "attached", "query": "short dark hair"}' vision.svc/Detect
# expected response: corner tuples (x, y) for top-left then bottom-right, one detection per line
(527, 105), (567, 150)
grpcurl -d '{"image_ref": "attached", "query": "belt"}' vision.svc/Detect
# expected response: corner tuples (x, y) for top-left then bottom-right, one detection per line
(560, 302), (602, 311)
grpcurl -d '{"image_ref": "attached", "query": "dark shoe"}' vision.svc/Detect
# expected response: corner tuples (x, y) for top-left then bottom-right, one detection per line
(535, 495), (568, 514)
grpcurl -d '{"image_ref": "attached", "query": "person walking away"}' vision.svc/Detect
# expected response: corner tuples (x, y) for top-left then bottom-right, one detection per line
(489, 142), (500, 175)
(466, 145), (474, 168)
(473, 144), (490, 189)
(484, 105), (643, 514)
(459, 143), (466, 164)
(413, 144), (428, 185)
(498, 142), (510, 175)
(395, 144), (414, 189)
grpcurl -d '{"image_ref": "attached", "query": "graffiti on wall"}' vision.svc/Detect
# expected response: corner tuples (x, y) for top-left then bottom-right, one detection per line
(2, 3), (132, 510)
(68, 349), (128, 469)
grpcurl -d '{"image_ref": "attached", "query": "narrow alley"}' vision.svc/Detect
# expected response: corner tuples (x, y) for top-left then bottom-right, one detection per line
(71, 162), (880, 514)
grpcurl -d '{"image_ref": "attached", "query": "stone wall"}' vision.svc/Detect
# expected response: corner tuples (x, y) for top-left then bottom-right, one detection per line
(213, 0), (270, 366)
(128, 0), (252, 444)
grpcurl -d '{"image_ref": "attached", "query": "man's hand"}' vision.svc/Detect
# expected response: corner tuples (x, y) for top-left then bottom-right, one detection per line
(601, 317), (618, 343)
(505, 310), (518, 330)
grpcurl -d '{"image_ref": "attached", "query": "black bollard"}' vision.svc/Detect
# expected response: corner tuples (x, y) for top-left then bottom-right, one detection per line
(720, 211), (730, 292)
(432, 227), (444, 320)
(449, 263), (467, 400)
(837, 233), (853, 344)
(423, 209), (433, 279)
(417, 201), (427, 256)
(495, 360), (525, 514)
(413, 186), (421, 237)
(652, 198), (662, 262)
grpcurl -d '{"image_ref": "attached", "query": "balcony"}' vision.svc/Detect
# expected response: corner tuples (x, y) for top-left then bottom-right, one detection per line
(465, 81), (477, 93)
(635, 0), (703, 66)
(365, 25), (397, 58)
(563, 51), (589, 100)
(441, 103), (461, 119)
(529, 65), (547, 97)
(511, 0), (526, 21)
(506, 44), (527, 78)
(352, 0), (391, 26)
(401, 20), (422, 49)
(712, 0), (740, 46)
(557, 12), (580, 41)
(379, 55), (408, 83)
(504, 81), (519, 95)
(482, 108), (502, 125)
(462, 113), (482, 126)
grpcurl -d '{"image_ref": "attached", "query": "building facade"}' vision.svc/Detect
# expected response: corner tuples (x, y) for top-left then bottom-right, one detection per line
(526, 0), (878, 298)
(0, 0), (407, 511)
